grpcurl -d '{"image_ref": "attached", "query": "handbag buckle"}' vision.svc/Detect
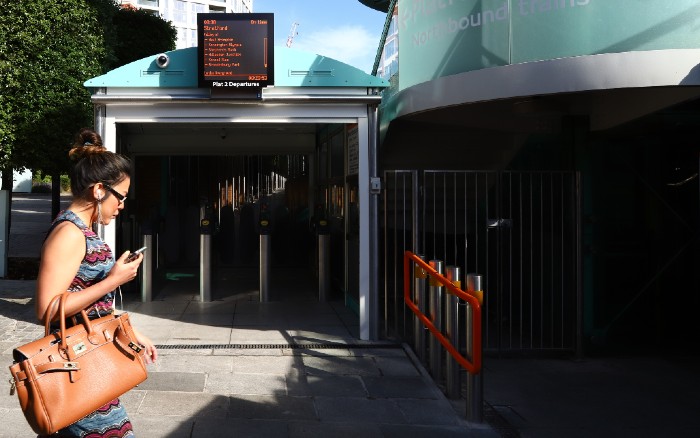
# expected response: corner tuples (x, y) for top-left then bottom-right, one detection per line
(128, 342), (142, 353)
(63, 362), (79, 370)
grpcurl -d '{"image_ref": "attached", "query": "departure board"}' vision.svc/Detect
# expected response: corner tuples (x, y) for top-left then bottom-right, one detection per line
(197, 13), (274, 89)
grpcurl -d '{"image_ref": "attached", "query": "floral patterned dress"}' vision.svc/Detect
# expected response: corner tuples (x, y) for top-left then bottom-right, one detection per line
(41, 210), (135, 438)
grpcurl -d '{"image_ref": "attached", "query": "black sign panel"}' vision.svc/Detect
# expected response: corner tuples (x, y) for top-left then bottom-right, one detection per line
(197, 13), (274, 89)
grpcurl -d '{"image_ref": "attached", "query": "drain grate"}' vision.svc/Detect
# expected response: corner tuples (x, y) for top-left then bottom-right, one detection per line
(155, 342), (402, 350)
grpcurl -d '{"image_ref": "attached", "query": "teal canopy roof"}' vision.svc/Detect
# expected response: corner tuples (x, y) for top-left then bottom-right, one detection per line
(84, 47), (388, 89)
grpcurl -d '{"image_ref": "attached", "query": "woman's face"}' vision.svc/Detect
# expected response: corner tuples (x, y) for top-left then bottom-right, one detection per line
(99, 177), (130, 225)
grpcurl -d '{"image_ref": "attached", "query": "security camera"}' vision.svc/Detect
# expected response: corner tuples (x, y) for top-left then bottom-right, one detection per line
(155, 53), (169, 68)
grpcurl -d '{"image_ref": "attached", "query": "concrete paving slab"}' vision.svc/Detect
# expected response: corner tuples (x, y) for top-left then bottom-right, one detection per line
(373, 355), (422, 377)
(292, 374), (367, 397)
(230, 355), (299, 374)
(362, 376), (438, 399)
(228, 327), (296, 344)
(380, 423), (491, 438)
(137, 371), (207, 392)
(314, 396), (407, 424)
(302, 355), (382, 377)
(138, 391), (229, 418)
(206, 372), (287, 396)
(192, 418), (289, 438)
(288, 420), (384, 438)
(228, 394), (317, 421)
(127, 414), (195, 438)
(394, 398), (462, 426)
(0, 408), (36, 438)
(153, 354), (234, 373)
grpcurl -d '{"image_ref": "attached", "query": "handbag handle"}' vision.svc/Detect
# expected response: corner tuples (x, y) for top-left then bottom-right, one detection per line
(43, 293), (64, 336)
(43, 293), (96, 348)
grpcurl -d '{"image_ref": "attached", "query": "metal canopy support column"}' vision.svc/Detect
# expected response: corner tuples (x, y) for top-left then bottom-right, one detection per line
(358, 114), (373, 341)
(368, 100), (380, 341)
(96, 97), (117, 252)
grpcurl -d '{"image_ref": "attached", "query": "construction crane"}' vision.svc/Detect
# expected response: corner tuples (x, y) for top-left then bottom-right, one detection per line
(286, 22), (299, 48)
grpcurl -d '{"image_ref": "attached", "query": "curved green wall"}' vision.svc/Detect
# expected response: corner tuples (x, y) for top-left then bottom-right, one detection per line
(399, 0), (700, 89)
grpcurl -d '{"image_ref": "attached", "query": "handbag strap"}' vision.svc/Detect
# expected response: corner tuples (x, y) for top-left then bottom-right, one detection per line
(43, 293), (65, 336)
(43, 293), (96, 346)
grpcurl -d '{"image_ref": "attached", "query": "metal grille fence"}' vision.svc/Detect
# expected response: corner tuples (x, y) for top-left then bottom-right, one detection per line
(382, 170), (580, 354)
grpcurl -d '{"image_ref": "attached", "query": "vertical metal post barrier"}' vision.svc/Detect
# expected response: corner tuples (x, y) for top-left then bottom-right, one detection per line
(199, 219), (212, 302)
(259, 234), (270, 302)
(466, 273), (484, 423)
(413, 254), (427, 363)
(428, 260), (444, 379)
(318, 233), (330, 302)
(258, 196), (272, 303)
(140, 234), (153, 302)
(445, 265), (461, 399)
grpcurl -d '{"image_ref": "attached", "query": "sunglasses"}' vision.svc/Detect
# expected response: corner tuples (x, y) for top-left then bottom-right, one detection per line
(103, 183), (127, 204)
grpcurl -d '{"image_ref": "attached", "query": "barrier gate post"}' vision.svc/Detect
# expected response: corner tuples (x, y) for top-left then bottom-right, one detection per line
(140, 233), (153, 302)
(413, 254), (427, 363)
(313, 206), (330, 302)
(199, 218), (212, 302)
(318, 233), (330, 302)
(258, 196), (272, 302)
(428, 260), (444, 380)
(445, 265), (461, 399)
(259, 234), (270, 302)
(466, 273), (484, 423)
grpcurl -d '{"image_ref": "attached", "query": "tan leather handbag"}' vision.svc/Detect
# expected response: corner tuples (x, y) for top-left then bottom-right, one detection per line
(8, 292), (148, 435)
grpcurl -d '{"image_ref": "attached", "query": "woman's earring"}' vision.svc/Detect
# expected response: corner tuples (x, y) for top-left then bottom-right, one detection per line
(97, 199), (104, 239)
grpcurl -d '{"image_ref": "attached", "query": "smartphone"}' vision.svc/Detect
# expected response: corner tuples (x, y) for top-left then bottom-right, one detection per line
(126, 246), (147, 262)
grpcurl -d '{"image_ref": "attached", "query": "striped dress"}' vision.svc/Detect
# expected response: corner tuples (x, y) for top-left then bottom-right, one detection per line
(42, 210), (135, 438)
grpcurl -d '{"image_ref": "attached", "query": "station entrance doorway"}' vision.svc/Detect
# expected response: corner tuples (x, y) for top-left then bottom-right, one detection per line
(116, 122), (353, 304)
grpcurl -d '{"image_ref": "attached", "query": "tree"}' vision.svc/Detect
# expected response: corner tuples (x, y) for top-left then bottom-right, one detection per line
(0, 0), (106, 188)
(112, 7), (177, 69)
(0, 0), (176, 221)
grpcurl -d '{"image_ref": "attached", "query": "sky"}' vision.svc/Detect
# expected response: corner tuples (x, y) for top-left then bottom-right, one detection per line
(253, 0), (387, 73)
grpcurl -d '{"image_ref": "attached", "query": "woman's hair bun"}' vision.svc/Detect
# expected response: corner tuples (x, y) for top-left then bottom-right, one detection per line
(68, 128), (105, 161)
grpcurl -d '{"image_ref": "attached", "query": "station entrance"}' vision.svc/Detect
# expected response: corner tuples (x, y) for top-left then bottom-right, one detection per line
(117, 122), (348, 303)
(84, 47), (387, 339)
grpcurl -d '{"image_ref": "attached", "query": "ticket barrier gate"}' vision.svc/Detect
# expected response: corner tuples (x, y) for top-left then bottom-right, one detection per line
(199, 217), (213, 302)
(315, 211), (330, 302)
(259, 196), (272, 302)
(140, 233), (153, 302)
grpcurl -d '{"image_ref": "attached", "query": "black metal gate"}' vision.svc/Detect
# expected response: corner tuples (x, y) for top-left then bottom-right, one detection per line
(382, 170), (581, 354)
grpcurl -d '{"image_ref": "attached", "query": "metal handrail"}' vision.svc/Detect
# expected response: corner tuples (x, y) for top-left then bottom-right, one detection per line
(403, 251), (482, 374)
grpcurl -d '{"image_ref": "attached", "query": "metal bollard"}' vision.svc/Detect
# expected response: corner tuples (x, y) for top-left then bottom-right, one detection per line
(200, 232), (211, 302)
(259, 234), (270, 302)
(445, 265), (461, 399)
(140, 234), (153, 302)
(318, 234), (330, 302)
(465, 273), (484, 423)
(413, 254), (427, 363)
(428, 260), (444, 380)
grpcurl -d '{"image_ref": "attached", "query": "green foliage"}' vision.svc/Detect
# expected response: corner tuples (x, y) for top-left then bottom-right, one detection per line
(31, 172), (71, 193)
(112, 8), (177, 69)
(0, 0), (106, 175)
(0, 0), (176, 182)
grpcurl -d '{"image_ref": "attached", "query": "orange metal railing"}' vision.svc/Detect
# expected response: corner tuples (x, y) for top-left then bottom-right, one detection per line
(403, 251), (482, 374)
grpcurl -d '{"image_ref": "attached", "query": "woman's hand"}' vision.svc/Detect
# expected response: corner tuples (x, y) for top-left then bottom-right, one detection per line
(108, 251), (143, 287)
(133, 328), (158, 364)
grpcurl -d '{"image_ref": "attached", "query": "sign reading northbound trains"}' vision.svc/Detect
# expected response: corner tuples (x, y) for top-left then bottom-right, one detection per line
(197, 13), (274, 89)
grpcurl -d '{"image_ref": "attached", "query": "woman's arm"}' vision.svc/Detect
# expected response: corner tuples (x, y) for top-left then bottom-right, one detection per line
(35, 221), (142, 321)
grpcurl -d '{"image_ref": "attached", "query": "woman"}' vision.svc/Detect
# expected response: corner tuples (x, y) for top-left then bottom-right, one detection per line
(35, 128), (157, 437)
